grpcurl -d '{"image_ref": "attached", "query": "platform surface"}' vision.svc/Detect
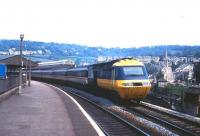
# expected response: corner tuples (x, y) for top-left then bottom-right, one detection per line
(0, 81), (99, 136)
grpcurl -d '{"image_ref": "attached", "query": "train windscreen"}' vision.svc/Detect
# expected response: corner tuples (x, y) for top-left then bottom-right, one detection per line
(122, 66), (144, 76)
(115, 66), (148, 80)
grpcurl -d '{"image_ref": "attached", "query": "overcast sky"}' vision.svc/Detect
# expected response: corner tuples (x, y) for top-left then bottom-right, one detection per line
(0, 0), (200, 48)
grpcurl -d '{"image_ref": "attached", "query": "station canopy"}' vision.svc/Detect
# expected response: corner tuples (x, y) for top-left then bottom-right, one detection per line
(0, 55), (38, 67)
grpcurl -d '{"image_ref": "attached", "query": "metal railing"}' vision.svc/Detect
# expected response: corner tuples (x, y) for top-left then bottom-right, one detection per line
(0, 75), (26, 95)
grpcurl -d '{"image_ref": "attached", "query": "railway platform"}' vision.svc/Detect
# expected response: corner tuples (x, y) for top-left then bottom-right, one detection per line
(0, 81), (103, 136)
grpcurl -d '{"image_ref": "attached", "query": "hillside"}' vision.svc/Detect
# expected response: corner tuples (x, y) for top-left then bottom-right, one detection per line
(0, 40), (200, 60)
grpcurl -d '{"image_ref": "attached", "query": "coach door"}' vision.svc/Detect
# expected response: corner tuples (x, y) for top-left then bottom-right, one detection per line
(111, 68), (115, 89)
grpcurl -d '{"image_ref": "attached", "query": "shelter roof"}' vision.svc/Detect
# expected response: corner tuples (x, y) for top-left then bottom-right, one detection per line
(0, 55), (38, 67)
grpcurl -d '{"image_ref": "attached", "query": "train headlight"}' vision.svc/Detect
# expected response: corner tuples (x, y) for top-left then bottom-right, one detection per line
(122, 83), (133, 86)
(142, 82), (151, 86)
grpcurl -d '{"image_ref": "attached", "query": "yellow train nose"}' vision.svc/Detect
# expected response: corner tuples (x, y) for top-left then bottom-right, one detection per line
(115, 80), (151, 100)
(117, 86), (151, 100)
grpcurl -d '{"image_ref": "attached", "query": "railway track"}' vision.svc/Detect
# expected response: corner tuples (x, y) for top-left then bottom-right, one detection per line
(127, 101), (200, 136)
(44, 81), (200, 136)
(63, 87), (149, 136)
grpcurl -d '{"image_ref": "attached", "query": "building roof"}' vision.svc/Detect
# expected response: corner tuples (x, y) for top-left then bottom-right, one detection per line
(0, 55), (38, 67)
(0, 55), (16, 60)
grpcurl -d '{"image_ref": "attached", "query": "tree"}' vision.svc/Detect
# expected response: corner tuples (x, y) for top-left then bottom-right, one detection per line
(156, 70), (164, 80)
(194, 62), (200, 83)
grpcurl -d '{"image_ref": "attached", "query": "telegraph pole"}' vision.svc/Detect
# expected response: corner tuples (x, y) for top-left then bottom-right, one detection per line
(19, 34), (24, 94)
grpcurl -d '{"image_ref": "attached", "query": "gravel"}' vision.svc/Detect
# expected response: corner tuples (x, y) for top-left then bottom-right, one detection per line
(63, 86), (179, 136)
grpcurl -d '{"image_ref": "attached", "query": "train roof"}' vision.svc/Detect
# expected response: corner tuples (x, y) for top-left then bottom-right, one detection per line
(113, 59), (144, 66)
(67, 67), (88, 71)
(32, 64), (74, 70)
(91, 58), (144, 69)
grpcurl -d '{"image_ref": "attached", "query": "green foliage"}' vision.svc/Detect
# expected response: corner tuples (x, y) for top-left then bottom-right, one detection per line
(156, 70), (164, 79)
(165, 84), (184, 96)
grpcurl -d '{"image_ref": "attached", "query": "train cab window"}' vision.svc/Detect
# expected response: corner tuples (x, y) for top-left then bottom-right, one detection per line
(122, 66), (144, 76)
(115, 66), (148, 80)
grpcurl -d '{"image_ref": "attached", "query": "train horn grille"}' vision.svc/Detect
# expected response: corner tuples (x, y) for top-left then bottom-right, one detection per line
(132, 82), (143, 86)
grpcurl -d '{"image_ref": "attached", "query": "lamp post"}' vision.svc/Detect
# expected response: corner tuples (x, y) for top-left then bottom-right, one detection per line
(28, 55), (31, 86)
(19, 34), (24, 94)
(25, 57), (28, 84)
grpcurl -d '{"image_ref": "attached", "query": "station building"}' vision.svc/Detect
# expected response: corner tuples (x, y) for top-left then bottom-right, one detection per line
(0, 55), (38, 76)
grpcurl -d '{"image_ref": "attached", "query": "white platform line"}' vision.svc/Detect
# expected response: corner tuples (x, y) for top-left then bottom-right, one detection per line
(47, 84), (105, 136)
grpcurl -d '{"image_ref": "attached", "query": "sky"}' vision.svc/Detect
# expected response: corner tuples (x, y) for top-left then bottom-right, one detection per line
(0, 0), (200, 48)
